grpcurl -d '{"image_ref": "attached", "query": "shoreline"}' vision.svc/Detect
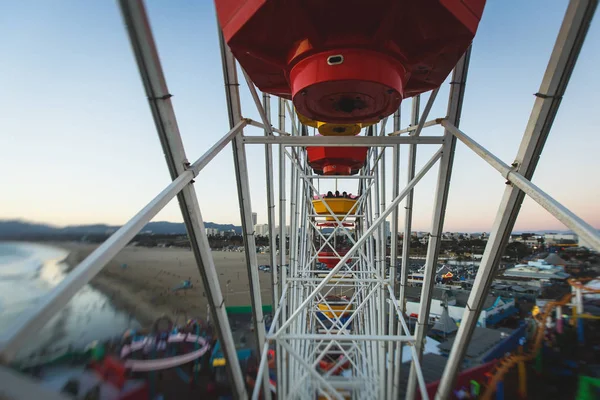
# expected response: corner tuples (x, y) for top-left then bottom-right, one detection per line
(0, 242), (147, 363)
(56, 242), (274, 330)
(89, 274), (171, 327)
(59, 244), (179, 328)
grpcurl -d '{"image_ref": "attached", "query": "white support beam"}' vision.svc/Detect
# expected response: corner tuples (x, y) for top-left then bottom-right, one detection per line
(413, 88), (440, 137)
(245, 118), (291, 136)
(242, 135), (444, 146)
(394, 95), (421, 397)
(218, 29), (270, 400)
(443, 121), (600, 251)
(435, 1), (598, 398)
(274, 334), (415, 342)
(242, 70), (274, 136)
(387, 118), (441, 136)
(388, 122), (401, 400)
(399, 95), (421, 310)
(273, 146), (443, 336)
(263, 93), (279, 318)
(118, 2), (248, 397)
(277, 96), (287, 396)
(406, 48), (471, 400)
(388, 91), (441, 138)
(251, 284), (289, 400)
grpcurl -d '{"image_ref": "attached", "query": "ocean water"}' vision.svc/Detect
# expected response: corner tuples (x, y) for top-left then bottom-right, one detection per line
(0, 242), (139, 363)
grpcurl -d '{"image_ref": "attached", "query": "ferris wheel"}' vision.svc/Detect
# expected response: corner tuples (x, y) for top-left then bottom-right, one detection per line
(0, 1), (598, 400)
(211, 3), (486, 398)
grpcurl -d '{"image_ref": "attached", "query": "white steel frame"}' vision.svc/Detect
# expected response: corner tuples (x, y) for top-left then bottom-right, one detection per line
(0, 1), (598, 400)
(435, 1), (598, 398)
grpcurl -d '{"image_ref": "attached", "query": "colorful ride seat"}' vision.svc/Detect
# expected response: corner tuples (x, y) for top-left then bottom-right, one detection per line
(312, 197), (358, 221)
(298, 113), (372, 136)
(307, 146), (368, 176)
(318, 249), (349, 269)
(318, 353), (351, 376)
(317, 221), (354, 227)
(317, 296), (353, 319)
(215, 0), (486, 123)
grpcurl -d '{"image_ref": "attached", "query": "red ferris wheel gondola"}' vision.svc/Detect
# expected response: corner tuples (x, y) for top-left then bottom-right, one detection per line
(318, 248), (351, 269)
(307, 145), (368, 176)
(215, 0), (486, 123)
(317, 222), (354, 228)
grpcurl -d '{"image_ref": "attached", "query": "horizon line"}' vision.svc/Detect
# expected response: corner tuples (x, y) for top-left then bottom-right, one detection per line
(1, 218), (596, 235)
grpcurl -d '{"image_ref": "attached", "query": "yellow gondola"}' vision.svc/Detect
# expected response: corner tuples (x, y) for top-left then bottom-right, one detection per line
(317, 297), (353, 319)
(297, 113), (374, 136)
(312, 197), (358, 221)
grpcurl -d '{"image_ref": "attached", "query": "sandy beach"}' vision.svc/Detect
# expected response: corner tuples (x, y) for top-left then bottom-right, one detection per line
(59, 243), (276, 327)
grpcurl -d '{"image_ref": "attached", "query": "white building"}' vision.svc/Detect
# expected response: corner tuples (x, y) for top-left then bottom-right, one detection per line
(525, 259), (558, 270)
(404, 287), (517, 328)
(503, 256), (570, 281)
(511, 234), (543, 248)
(206, 228), (219, 236)
(442, 232), (461, 240)
(441, 233), (453, 241)
(524, 238), (541, 248)
(255, 224), (269, 237)
(544, 232), (577, 244)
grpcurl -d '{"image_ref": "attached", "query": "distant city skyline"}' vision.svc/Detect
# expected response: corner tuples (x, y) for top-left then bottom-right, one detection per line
(1, 1), (599, 233)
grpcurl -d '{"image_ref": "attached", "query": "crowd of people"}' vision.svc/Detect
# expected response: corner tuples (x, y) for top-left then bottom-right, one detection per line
(324, 190), (356, 199)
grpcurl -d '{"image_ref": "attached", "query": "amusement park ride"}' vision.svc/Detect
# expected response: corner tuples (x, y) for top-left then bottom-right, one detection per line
(1, 0), (599, 399)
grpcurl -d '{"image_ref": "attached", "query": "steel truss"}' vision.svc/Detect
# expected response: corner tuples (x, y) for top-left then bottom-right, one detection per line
(0, 1), (598, 400)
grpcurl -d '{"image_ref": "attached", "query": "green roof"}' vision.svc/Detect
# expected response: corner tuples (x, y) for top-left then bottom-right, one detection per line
(225, 305), (273, 314)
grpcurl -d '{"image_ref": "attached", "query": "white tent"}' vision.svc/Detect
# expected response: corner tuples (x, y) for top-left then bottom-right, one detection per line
(432, 306), (458, 335)
(544, 253), (567, 266)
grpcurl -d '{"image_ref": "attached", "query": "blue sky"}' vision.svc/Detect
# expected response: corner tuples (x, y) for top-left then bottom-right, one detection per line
(1, 1), (598, 232)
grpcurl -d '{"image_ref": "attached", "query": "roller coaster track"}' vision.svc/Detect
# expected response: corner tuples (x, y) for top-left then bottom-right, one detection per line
(481, 278), (600, 400)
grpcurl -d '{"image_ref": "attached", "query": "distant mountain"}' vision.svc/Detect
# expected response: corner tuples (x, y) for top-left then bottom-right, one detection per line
(0, 220), (58, 236)
(0, 219), (242, 238)
(61, 224), (120, 234)
(141, 221), (187, 235)
(140, 221), (242, 235)
(1, 219), (594, 239)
